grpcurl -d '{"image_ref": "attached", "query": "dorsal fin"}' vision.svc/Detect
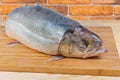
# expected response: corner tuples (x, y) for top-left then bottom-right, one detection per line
(32, 3), (42, 10)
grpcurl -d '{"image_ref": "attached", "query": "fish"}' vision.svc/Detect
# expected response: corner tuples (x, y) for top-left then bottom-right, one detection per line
(5, 3), (107, 61)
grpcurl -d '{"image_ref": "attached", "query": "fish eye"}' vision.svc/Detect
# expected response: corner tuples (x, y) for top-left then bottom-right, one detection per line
(76, 39), (89, 52)
(82, 39), (89, 47)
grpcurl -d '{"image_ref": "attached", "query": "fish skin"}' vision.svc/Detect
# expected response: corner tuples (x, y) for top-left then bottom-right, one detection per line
(5, 3), (107, 58)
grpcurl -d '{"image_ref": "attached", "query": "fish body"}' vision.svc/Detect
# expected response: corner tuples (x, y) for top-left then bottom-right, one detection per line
(5, 3), (107, 58)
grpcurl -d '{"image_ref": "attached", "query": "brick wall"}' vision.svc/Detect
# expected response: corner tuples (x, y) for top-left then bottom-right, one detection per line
(0, 0), (120, 21)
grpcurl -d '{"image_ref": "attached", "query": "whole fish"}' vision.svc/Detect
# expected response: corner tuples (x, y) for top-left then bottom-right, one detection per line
(5, 3), (107, 61)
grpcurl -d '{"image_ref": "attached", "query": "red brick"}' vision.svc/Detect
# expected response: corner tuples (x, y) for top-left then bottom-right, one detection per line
(70, 6), (113, 16)
(0, 0), (46, 3)
(48, 0), (69, 4)
(91, 16), (120, 20)
(93, 0), (115, 4)
(115, 0), (120, 4)
(115, 6), (120, 15)
(69, 16), (89, 20)
(48, 0), (90, 4)
(69, 0), (91, 4)
(94, 0), (120, 4)
(0, 4), (22, 14)
(43, 5), (68, 15)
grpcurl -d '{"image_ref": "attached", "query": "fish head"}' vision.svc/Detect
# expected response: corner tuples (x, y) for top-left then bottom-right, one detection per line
(71, 26), (107, 58)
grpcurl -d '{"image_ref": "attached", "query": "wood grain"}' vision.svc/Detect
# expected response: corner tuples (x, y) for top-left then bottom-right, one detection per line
(0, 26), (119, 76)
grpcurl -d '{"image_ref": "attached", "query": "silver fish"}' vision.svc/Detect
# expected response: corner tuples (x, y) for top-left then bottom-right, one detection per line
(5, 3), (107, 60)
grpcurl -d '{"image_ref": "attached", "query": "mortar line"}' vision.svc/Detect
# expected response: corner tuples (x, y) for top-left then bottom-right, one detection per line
(46, 0), (48, 5)
(112, 4), (115, 16)
(91, 0), (94, 5)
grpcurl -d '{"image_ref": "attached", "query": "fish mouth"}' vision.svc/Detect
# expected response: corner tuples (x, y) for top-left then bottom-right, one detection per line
(95, 48), (107, 54)
(83, 47), (107, 59)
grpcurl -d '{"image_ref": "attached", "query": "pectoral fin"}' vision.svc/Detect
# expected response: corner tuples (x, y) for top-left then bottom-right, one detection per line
(46, 55), (64, 62)
(7, 41), (20, 46)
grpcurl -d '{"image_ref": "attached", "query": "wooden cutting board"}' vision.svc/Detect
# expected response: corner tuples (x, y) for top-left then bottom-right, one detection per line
(0, 26), (120, 76)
